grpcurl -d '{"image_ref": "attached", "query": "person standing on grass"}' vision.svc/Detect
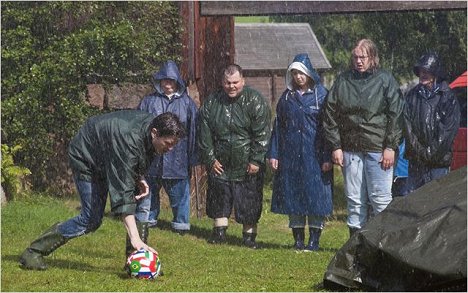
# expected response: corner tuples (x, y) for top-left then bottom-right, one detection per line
(403, 52), (460, 192)
(19, 110), (185, 270)
(137, 60), (198, 235)
(198, 64), (271, 249)
(322, 39), (404, 237)
(267, 53), (333, 251)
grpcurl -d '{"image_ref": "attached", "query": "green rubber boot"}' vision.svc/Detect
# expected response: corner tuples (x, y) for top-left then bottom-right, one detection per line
(19, 222), (68, 270)
(124, 222), (149, 269)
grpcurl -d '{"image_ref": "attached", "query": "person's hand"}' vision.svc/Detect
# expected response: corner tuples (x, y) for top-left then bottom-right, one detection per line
(246, 163), (259, 175)
(322, 162), (333, 172)
(212, 159), (224, 175)
(134, 179), (149, 201)
(380, 148), (395, 170)
(269, 158), (279, 171)
(332, 149), (344, 167)
(130, 238), (157, 255)
(122, 214), (157, 254)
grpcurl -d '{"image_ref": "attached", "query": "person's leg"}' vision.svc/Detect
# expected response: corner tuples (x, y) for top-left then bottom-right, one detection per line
(146, 177), (162, 228)
(365, 152), (393, 216)
(234, 173), (264, 249)
(407, 161), (426, 194)
(206, 176), (232, 244)
(289, 214), (306, 250)
(304, 215), (324, 251)
(162, 178), (191, 233)
(429, 167), (449, 182)
(342, 152), (368, 233)
(20, 175), (108, 270)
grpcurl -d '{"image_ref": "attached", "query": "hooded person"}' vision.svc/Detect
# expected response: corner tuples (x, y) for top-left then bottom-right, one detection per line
(267, 53), (333, 251)
(403, 52), (460, 192)
(136, 60), (198, 240)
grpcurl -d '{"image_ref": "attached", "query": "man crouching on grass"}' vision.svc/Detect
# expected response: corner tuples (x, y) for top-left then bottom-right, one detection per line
(19, 110), (185, 270)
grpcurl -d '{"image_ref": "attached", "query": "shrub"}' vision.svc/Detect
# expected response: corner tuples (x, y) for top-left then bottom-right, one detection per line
(1, 144), (31, 201)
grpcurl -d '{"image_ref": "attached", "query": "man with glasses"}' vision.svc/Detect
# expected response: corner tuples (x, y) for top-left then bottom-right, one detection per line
(323, 39), (404, 237)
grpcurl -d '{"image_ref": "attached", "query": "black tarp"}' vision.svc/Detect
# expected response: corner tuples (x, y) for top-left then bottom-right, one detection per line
(323, 167), (467, 291)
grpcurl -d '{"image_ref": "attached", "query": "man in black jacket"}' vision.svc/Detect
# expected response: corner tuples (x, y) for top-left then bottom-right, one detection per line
(403, 52), (460, 193)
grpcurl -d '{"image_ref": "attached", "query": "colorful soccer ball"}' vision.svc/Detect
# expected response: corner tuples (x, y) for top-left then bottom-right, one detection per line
(126, 249), (161, 280)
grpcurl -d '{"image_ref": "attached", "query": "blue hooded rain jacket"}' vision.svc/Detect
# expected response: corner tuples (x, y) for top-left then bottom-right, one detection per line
(137, 60), (198, 178)
(267, 53), (333, 216)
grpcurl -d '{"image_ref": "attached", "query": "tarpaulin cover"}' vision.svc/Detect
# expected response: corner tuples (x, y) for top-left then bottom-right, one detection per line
(323, 167), (467, 291)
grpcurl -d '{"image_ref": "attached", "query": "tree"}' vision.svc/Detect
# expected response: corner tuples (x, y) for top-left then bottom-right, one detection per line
(272, 10), (467, 83)
(1, 2), (183, 193)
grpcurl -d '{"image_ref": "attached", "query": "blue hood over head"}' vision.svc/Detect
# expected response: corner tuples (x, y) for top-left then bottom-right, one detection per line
(152, 60), (186, 96)
(286, 53), (321, 90)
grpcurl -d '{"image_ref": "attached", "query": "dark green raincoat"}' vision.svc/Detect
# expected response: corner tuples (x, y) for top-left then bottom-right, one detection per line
(198, 86), (271, 181)
(68, 110), (156, 215)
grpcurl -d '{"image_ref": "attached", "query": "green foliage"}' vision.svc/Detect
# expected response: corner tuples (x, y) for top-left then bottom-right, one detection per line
(2, 190), (348, 292)
(272, 10), (467, 82)
(1, 2), (183, 191)
(1, 144), (31, 200)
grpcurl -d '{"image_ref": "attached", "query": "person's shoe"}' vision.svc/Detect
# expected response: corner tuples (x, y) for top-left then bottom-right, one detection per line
(147, 220), (158, 228)
(208, 226), (227, 244)
(18, 222), (68, 270)
(304, 228), (321, 252)
(19, 248), (47, 270)
(242, 232), (259, 249)
(292, 228), (305, 250)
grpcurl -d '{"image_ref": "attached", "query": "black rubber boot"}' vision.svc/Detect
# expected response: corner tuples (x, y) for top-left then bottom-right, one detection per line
(304, 228), (322, 252)
(19, 222), (68, 270)
(208, 226), (227, 244)
(124, 222), (149, 269)
(242, 232), (259, 249)
(292, 228), (305, 250)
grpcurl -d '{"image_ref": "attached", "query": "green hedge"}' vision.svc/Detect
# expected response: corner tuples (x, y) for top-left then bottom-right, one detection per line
(1, 2), (183, 193)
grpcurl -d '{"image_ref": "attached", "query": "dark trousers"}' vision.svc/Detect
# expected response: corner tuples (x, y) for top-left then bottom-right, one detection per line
(206, 173), (264, 225)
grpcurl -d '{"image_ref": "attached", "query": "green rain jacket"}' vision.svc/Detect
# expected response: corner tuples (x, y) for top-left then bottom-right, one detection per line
(68, 110), (156, 215)
(198, 86), (272, 181)
(323, 69), (404, 152)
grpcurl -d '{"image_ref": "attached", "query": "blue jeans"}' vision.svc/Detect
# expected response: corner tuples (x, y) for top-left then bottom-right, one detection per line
(58, 175), (108, 238)
(407, 161), (449, 193)
(288, 215), (324, 229)
(144, 177), (190, 231)
(342, 152), (393, 230)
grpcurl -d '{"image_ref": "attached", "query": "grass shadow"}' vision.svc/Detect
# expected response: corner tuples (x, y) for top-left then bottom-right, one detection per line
(155, 219), (286, 249)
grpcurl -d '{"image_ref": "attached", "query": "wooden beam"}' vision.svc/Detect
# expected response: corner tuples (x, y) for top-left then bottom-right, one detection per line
(200, 1), (467, 16)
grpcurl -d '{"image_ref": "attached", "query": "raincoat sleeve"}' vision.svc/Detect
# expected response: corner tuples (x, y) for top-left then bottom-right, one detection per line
(197, 96), (216, 169)
(429, 92), (460, 161)
(383, 75), (404, 150)
(318, 88), (332, 164)
(188, 100), (200, 167)
(322, 78), (342, 150)
(267, 117), (279, 160)
(404, 103), (430, 162)
(249, 95), (272, 166)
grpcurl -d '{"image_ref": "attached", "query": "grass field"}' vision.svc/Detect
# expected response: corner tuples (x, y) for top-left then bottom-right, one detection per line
(1, 169), (349, 292)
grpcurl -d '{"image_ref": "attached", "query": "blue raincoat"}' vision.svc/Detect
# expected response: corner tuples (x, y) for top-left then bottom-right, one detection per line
(137, 60), (198, 178)
(267, 54), (333, 216)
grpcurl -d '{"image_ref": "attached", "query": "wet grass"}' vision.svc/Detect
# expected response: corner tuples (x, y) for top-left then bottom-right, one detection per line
(1, 170), (348, 292)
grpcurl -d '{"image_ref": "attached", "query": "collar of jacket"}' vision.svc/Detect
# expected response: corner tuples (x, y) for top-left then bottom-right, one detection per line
(351, 68), (376, 79)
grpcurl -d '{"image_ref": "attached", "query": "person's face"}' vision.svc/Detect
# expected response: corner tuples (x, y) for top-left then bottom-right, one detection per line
(151, 129), (179, 154)
(160, 79), (177, 95)
(418, 68), (436, 89)
(222, 71), (245, 98)
(352, 47), (371, 73)
(291, 69), (309, 90)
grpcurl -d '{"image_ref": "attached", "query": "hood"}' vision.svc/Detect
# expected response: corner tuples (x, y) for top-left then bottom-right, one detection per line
(413, 52), (446, 81)
(286, 53), (321, 91)
(152, 60), (186, 96)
